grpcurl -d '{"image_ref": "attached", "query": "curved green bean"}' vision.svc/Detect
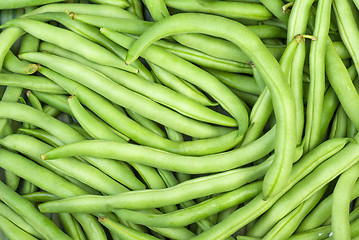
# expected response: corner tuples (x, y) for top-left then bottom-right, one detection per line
(40, 128), (275, 174)
(0, 18), (137, 73)
(38, 158), (272, 213)
(303, 0), (332, 152)
(0, 214), (38, 240)
(113, 182), (261, 228)
(164, 0), (273, 20)
(0, 180), (72, 240)
(20, 52), (233, 139)
(0, 27), (24, 71)
(0, 73), (66, 94)
(0, 201), (42, 238)
(332, 162), (359, 239)
(22, 3), (137, 19)
(124, 13), (296, 199)
(37, 66), (243, 155)
(38, 42), (236, 127)
(3, 50), (38, 74)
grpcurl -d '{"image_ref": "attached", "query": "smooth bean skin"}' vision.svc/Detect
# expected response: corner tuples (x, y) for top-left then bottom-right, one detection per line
(332, 162), (359, 239)
(0, 201), (42, 238)
(38, 42), (237, 127)
(113, 182), (261, 228)
(0, 73), (65, 94)
(0, 27), (24, 71)
(149, 63), (216, 106)
(164, 0), (273, 20)
(0, 214), (38, 240)
(29, 11), (153, 82)
(59, 213), (87, 240)
(125, 13), (296, 199)
(0, 0), (64, 9)
(303, 0), (333, 153)
(102, 30), (249, 137)
(188, 137), (349, 239)
(20, 52), (233, 139)
(0, 180), (72, 240)
(38, 159), (272, 213)
(22, 3), (137, 19)
(326, 39), (359, 130)
(37, 67), (243, 156)
(98, 216), (161, 240)
(88, 0), (129, 8)
(40, 128), (275, 174)
(262, 186), (327, 240)
(0, 18), (137, 73)
(22, 191), (59, 203)
(68, 95), (129, 143)
(3, 50), (38, 74)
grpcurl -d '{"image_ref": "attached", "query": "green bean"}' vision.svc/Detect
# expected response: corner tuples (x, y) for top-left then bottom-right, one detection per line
(43, 105), (60, 117)
(26, 90), (43, 111)
(164, 0), (272, 20)
(205, 68), (261, 95)
(0, 73), (66, 94)
(59, 213), (87, 240)
(3, 50), (38, 74)
(190, 137), (349, 239)
(19, 33), (39, 54)
(303, 0), (333, 152)
(326, 39), (359, 130)
(88, 0), (129, 8)
(329, 105), (348, 139)
(320, 87), (339, 140)
(152, 37), (253, 74)
(0, 201), (42, 238)
(0, 134), (102, 195)
(38, 158), (272, 213)
(21, 52), (234, 139)
(124, 12), (296, 199)
(32, 92), (72, 116)
(0, 27), (24, 71)
(73, 13), (152, 34)
(102, 29), (249, 138)
(68, 95), (129, 142)
(22, 3), (136, 18)
(17, 128), (64, 147)
(262, 186), (327, 240)
(0, 145), (106, 239)
(150, 63), (216, 106)
(0, 0), (65, 9)
(38, 42), (235, 127)
(98, 216), (160, 240)
(333, 41), (351, 59)
(22, 191), (59, 202)
(331, 162), (359, 239)
(334, 0), (359, 74)
(31, 11), (153, 82)
(0, 214), (38, 240)
(0, 18), (137, 73)
(113, 181), (261, 228)
(37, 66), (242, 155)
(20, 180), (38, 195)
(0, 180), (72, 240)
(125, 109), (166, 138)
(127, 0), (143, 19)
(259, 0), (289, 24)
(40, 127), (275, 174)
(289, 226), (332, 240)
(142, 0), (169, 21)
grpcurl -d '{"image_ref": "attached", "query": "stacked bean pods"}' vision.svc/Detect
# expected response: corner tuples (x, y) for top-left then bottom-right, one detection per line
(0, 0), (359, 239)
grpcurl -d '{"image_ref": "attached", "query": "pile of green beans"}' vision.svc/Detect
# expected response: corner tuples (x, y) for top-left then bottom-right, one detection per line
(1, 0), (359, 239)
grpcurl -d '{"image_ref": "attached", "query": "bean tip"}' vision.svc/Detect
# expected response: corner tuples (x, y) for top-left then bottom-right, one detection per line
(40, 154), (48, 161)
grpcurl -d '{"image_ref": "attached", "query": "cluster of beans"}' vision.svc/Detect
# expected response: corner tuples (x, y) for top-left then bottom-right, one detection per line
(1, 0), (359, 239)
